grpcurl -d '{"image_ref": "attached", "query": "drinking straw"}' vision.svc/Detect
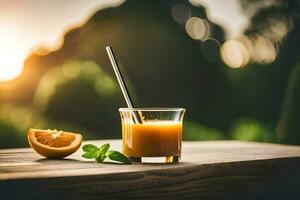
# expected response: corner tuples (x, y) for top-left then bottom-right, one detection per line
(105, 46), (142, 124)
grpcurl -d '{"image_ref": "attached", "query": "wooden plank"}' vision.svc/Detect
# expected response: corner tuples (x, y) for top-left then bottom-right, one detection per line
(1, 140), (300, 199)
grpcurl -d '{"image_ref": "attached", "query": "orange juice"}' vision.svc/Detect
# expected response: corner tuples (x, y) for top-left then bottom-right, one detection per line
(122, 121), (182, 157)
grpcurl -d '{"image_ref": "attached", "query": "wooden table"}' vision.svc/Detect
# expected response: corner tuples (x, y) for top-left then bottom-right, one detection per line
(1, 140), (300, 200)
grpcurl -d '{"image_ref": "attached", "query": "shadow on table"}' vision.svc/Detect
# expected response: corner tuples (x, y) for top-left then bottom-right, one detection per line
(36, 158), (192, 166)
(35, 158), (79, 163)
(233, 159), (300, 200)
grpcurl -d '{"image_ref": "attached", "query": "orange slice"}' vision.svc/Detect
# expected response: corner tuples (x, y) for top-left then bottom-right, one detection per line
(28, 129), (82, 158)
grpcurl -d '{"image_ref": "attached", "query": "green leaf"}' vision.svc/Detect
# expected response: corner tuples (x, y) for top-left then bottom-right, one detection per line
(96, 143), (110, 157)
(82, 144), (98, 152)
(106, 150), (131, 164)
(81, 143), (131, 164)
(94, 143), (110, 162)
(95, 154), (107, 163)
(82, 144), (99, 159)
(82, 151), (97, 159)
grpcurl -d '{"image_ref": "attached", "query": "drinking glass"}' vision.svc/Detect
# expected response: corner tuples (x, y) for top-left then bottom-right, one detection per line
(119, 108), (185, 163)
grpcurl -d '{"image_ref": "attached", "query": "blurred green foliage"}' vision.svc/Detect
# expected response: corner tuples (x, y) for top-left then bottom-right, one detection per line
(183, 121), (225, 141)
(0, 104), (89, 148)
(0, 121), (25, 148)
(33, 60), (123, 139)
(230, 118), (276, 143)
(280, 62), (300, 144)
(0, 0), (300, 147)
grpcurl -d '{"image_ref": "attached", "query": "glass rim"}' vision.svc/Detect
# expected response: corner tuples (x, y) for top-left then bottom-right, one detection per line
(119, 107), (185, 112)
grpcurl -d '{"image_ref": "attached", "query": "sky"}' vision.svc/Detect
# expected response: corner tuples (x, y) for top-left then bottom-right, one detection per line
(0, 0), (247, 82)
(193, 0), (248, 38)
(0, 0), (125, 52)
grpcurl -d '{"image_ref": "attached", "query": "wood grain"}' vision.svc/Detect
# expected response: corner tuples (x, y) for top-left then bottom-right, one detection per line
(1, 140), (300, 199)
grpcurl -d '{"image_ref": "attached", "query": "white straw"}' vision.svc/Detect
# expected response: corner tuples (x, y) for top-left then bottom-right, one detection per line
(106, 46), (142, 123)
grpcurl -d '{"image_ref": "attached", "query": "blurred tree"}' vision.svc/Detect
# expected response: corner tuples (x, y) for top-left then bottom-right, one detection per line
(21, 0), (232, 137)
(0, 104), (88, 148)
(0, 121), (24, 148)
(280, 62), (300, 144)
(230, 118), (275, 142)
(1, 0), (299, 144)
(184, 121), (224, 140)
(33, 60), (123, 138)
(239, 0), (300, 143)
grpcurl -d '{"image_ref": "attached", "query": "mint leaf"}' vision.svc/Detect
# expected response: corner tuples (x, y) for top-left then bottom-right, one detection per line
(106, 150), (131, 164)
(94, 143), (110, 162)
(81, 143), (131, 164)
(82, 144), (99, 159)
(95, 154), (107, 163)
(96, 143), (110, 156)
(82, 151), (97, 159)
(82, 144), (98, 152)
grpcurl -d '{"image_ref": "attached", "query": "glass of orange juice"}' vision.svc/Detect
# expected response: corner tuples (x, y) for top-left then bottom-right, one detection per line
(119, 108), (185, 163)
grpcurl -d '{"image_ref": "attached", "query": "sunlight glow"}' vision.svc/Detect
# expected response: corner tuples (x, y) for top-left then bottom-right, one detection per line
(0, 0), (125, 82)
(0, 29), (26, 82)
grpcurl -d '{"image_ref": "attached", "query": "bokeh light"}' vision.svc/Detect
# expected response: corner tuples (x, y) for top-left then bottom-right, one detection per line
(200, 38), (220, 63)
(220, 39), (249, 68)
(269, 19), (290, 41)
(251, 35), (277, 64)
(185, 17), (210, 41)
(221, 34), (279, 68)
(171, 4), (191, 24)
